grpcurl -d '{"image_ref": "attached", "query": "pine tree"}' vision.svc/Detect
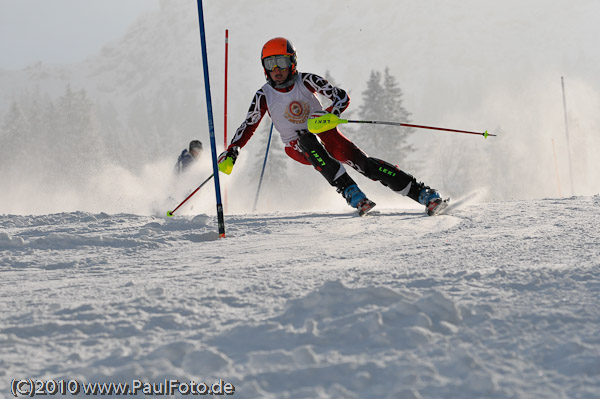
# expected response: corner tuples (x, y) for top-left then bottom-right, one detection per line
(2, 102), (27, 141)
(357, 68), (415, 163)
(357, 70), (387, 157)
(0, 102), (29, 168)
(324, 70), (337, 86)
(127, 93), (157, 167)
(323, 70), (357, 128)
(96, 101), (124, 164)
(1, 92), (55, 176)
(1, 85), (115, 188)
(358, 70), (384, 138)
(51, 85), (100, 178)
(23, 96), (53, 174)
(382, 67), (414, 157)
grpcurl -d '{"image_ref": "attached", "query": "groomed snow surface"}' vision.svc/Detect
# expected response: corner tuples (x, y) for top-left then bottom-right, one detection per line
(1, 195), (599, 398)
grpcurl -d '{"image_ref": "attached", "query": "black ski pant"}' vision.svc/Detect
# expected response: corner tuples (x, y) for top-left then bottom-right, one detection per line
(295, 129), (426, 202)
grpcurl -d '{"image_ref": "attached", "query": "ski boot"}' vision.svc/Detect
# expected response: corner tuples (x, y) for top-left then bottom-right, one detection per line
(418, 187), (447, 216)
(407, 179), (448, 216)
(343, 184), (376, 216)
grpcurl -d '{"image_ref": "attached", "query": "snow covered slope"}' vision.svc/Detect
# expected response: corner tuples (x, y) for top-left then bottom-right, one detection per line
(1, 196), (599, 398)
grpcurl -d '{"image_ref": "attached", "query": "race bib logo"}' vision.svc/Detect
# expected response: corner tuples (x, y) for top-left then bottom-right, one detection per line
(285, 101), (311, 124)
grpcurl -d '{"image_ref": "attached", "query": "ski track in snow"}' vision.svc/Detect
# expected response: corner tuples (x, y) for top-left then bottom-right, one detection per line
(1, 196), (600, 398)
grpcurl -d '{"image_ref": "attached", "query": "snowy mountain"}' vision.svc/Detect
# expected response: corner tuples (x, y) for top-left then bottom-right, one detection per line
(2, 195), (599, 398)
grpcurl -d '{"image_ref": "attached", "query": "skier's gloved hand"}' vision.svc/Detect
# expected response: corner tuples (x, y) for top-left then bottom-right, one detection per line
(307, 111), (338, 134)
(218, 146), (239, 175)
(309, 110), (328, 119)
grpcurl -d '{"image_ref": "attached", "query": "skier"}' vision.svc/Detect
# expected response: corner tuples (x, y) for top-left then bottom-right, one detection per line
(175, 140), (203, 175)
(218, 37), (445, 215)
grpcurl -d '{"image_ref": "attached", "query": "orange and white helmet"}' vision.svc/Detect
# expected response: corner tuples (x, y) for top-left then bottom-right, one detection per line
(261, 37), (298, 87)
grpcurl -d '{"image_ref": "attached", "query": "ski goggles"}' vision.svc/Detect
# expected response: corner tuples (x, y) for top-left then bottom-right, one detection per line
(262, 55), (293, 71)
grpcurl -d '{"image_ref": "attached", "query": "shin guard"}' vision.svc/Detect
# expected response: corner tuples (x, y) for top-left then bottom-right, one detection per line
(297, 133), (345, 186)
(364, 157), (414, 192)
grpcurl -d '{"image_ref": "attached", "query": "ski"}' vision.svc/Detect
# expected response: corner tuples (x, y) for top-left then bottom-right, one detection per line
(357, 199), (377, 216)
(427, 198), (450, 216)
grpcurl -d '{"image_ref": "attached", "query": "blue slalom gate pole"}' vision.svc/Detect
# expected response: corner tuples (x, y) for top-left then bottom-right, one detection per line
(195, 0), (225, 237)
(252, 122), (274, 212)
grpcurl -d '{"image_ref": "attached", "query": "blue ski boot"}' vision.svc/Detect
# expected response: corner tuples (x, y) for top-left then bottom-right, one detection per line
(334, 173), (376, 216)
(343, 184), (376, 216)
(418, 187), (447, 216)
(407, 179), (447, 216)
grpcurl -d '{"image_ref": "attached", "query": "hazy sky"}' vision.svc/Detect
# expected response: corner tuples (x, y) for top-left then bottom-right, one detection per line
(0, 0), (159, 69)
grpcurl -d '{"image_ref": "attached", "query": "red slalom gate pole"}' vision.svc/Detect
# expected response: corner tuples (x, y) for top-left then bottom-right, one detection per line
(223, 29), (229, 212)
(224, 29), (229, 147)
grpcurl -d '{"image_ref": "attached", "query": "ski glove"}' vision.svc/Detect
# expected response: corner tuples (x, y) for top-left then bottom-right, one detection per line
(310, 110), (328, 118)
(218, 146), (239, 175)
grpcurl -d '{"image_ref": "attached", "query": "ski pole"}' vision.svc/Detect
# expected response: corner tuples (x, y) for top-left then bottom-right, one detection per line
(307, 113), (495, 138)
(167, 173), (214, 217)
(253, 122), (274, 212)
